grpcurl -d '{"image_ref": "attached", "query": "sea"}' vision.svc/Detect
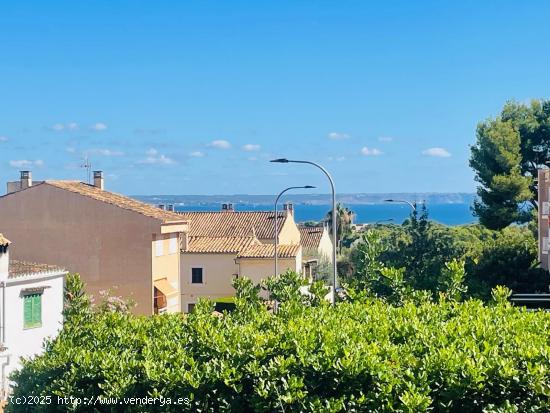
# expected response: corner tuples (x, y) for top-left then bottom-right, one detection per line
(172, 203), (476, 226)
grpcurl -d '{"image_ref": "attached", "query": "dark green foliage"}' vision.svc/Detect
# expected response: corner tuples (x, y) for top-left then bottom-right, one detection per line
(345, 204), (548, 299)
(470, 100), (550, 229)
(465, 227), (549, 299)
(8, 275), (550, 412)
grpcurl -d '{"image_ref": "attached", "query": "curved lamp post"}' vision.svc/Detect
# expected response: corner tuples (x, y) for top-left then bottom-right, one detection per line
(384, 198), (417, 211)
(271, 158), (338, 305)
(274, 185), (315, 276)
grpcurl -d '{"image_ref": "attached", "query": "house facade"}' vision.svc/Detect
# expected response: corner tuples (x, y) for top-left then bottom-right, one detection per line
(0, 171), (188, 315)
(178, 207), (302, 312)
(539, 169), (550, 272)
(298, 224), (333, 260)
(0, 235), (66, 398)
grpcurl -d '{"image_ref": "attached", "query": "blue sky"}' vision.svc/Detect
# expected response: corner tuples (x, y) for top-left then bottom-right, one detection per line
(1, 1), (550, 195)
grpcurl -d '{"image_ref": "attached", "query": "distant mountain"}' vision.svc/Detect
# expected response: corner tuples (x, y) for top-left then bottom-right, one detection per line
(134, 193), (476, 206)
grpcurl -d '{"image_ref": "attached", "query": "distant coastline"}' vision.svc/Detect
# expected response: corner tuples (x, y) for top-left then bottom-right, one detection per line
(133, 194), (477, 226)
(133, 193), (476, 206)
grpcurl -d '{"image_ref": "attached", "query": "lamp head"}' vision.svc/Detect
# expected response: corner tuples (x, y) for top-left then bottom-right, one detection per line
(270, 158), (289, 163)
(384, 199), (394, 202)
(304, 185), (316, 189)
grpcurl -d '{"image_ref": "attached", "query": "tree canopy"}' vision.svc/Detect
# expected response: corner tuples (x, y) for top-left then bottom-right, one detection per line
(470, 99), (550, 229)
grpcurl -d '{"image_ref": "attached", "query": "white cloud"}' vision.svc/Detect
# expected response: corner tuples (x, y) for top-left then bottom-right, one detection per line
(66, 146), (76, 153)
(90, 122), (108, 131)
(378, 136), (394, 142)
(328, 156), (346, 162)
(209, 139), (231, 149)
(422, 147), (451, 158)
(189, 151), (205, 158)
(9, 159), (44, 168)
(328, 132), (350, 140)
(0, 136), (8, 142)
(361, 147), (383, 156)
(139, 149), (176, 165)
(88, 148), (124, 156)
(49, 122), (79, 131)
(247, 156), (258, 161)
(242, 144), (261, 152)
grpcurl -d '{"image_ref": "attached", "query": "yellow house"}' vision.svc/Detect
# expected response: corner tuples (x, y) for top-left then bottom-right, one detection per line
(178, 208), (302, 312)
(0, 171), (188, 315)
(298, 225), (333, 260)
(298, 225), (334, 282)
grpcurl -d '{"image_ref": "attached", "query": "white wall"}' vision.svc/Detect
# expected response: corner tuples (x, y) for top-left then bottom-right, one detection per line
(2, 272), (65, 392)
(238, 249), (302, 285)
(180, 253), (239, 312)
(318, 229), (334, 261)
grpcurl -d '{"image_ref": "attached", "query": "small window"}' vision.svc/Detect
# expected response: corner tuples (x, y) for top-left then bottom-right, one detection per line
(169, 234), (178, 255)
(155, 238), (164, 257)
(187, 303), (196, 313)
(24, 294), (42, 329)
(191, 268), (203, 284)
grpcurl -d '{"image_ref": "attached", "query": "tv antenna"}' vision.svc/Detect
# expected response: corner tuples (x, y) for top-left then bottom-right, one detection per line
(80, 156), (92, 184)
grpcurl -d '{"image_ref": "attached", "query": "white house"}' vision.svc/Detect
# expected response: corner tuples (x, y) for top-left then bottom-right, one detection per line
(0, 234), (66, 398)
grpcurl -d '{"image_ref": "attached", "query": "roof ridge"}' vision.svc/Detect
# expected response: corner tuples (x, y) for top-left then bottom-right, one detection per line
(43, 181), (185, 222)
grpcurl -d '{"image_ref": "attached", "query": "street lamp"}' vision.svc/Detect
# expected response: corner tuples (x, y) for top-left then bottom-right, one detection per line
(274, 185), (316, 276)
(384, 199), (417, 211)
(271, 158), (338, 305)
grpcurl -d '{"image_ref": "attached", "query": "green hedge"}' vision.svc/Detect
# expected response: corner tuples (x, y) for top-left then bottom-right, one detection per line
(9, 285), (550, 412)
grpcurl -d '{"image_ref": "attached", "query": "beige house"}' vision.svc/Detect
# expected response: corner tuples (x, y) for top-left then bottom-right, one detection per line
(298, 224), (333, 260)
(178, 208), (302, 312)
(0, 171), (188, 315)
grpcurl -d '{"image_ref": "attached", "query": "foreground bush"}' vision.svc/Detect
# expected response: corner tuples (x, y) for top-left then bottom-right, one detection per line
(8, 279), (550, 412)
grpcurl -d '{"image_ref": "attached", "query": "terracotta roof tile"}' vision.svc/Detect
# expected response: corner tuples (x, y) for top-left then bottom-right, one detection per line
(186, 236), (256, 253)
(177, 211), (286, 239)
(0, 234), (10, 247)
(9, 260), (66, 279)
(43, 181), (184, 222)
(237, 243), (300, 259)
(298, 226), (325, 249)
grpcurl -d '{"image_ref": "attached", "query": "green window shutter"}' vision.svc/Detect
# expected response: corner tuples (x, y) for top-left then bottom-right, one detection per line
(23, 294), (42, 328)
(32, 294), (42, 327)
(24, 296), (33, 328)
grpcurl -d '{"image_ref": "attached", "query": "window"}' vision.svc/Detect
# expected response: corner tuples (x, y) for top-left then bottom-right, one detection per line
(169, 234), (178, 255)
(187, 303), (196, 313)
(191, 267), (203, 284)
(155, 238), (164, 257)
(24, 293), (42, 329)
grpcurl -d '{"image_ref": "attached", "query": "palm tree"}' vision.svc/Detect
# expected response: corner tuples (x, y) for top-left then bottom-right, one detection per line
(326, 203), (354, 252)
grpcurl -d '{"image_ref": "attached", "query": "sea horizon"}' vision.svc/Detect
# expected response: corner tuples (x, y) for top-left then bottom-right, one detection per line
(133, 194), (477, 226)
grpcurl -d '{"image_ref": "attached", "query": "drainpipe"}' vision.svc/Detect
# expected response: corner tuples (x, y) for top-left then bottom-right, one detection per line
(0, 281), (4, 344)
(0, 281), (6, 399)
(0, 355), (9, 399)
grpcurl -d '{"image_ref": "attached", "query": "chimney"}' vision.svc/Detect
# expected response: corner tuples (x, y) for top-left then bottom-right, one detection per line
(221, 203), (234, 212)
(93, 171), (104, 190)
(0, 235), (10, 282)
(283, 202), (294, 216)
(20, 171), (32, 190)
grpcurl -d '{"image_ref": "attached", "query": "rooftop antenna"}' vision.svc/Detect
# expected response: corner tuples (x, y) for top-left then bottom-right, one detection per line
(80, 155), (92, 184)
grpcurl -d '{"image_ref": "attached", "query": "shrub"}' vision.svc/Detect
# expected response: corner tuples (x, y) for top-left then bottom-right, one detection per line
(465, 226), (549, 299)
(347, 221), (547, 300)
(7, 277), (550, 412)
